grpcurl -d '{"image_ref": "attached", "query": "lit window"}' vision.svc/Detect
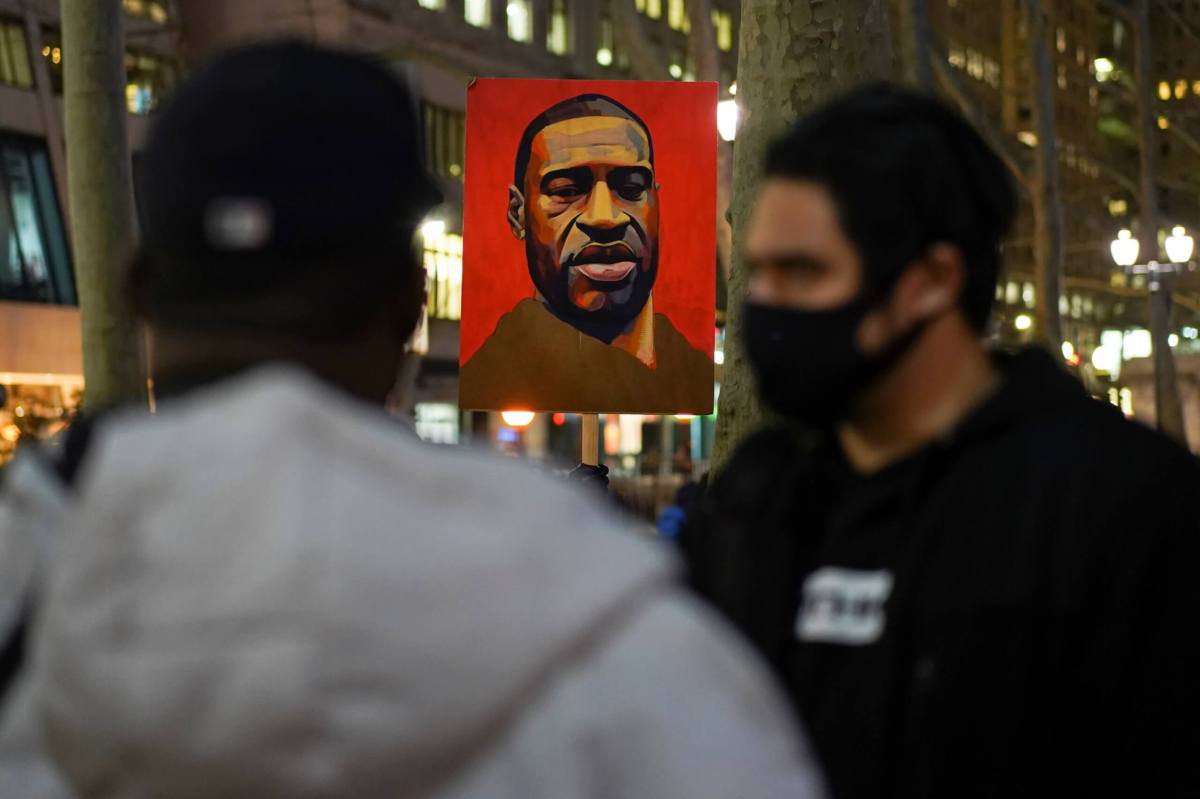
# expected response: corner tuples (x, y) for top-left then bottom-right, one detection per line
(1158, 80), (1172, 101)
(712, 9), (733, 52)
(1022, 282), (1035, 308)
(1175, 79), (1188, 99)
(668, 0), (687, 31)
(465, 0), (490, 28)
(124, 50), (176, 114)
(0, 19), (33, 89)
(0, 134), (76, 305)
(1005, 281), (1020, 305)
(1194, 80), (1200, 96)
(415, 404), (461, 445)
(1158, 115), (1170, 130)
(547, 0), (570, 54)
(418, 0), (446, 10)
(507, 0), (531, 41)
(123, 0), (168, 23)
(1119, 387), (1133, 417)
(596, 16), (614, 66)
(1056, 27), (1066, 53)
(424, 229), (464, 321)
(645, 0), (662, 19)
(984, 59), (1000, 87)
(422, 103), (465, 181)
(948, 46), (965, 69)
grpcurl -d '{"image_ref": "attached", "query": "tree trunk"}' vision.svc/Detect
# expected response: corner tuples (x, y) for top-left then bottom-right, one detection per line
(894, 0), (934, 90)
(62, 0), (146, 410)
(1133, 0), (1186, 443)
(711, 0), (894, 473)
(1024, 0), (1064, 349)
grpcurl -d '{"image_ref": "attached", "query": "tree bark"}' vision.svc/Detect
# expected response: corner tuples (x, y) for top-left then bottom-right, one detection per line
(62, 0), (146, 409)
(1024, 0), (1064, 349)
(1133, 0), (1186, 443)
(711, 0), (894, 473)
(894, 0), (934, 90)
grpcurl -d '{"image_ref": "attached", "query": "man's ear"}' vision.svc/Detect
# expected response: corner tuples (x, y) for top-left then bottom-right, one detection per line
(894, 242), (966, 325)
(507, 185), (526, 240)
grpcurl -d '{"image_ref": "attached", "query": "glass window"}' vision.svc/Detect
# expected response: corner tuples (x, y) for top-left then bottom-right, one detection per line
(712, 8), (733, 52)
(423, 229), (463, 320)
(418, 0), (446, 9)
(465, 0), (490, 28)
(640, 0), (663, 19)
(507, 0), (532, 42)
(596, 16), (614, 66)
(422, 103), (465, 181)
(123, 0), (169, 24)
(415, 403), (461, 445)
(668, 0), (686, 30)
(0, 18), (33, 89)
(0, 135), (74, 305)
(547, 0), (570, 55)
(124, 50), (177, 114)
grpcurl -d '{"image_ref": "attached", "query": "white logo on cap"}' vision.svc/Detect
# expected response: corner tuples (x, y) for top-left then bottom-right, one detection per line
(205, 197), (273, 251)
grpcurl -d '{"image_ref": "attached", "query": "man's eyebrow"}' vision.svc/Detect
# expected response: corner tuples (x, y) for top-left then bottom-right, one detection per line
(539, 166), (593, 191)
(606, 165), (654, 182)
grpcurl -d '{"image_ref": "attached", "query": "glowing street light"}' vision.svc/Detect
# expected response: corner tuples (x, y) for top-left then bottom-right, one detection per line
(1165, 226), (1195, 265)
(421, 218), (446, 240)
(500, 410), (535, 428)
(1110, 229), (1139, 268)
(1014, 313), (1033, 332)
(717, 99), (739, 142)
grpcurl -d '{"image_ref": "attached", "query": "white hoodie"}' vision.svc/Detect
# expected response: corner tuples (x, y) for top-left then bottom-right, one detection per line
(1, 368), (823, 798)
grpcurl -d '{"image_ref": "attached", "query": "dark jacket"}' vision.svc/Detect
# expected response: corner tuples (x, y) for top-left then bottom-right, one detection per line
(681, 349), (1200, 798)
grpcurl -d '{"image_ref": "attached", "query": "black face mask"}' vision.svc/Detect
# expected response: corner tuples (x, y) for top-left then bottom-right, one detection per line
(741, 295), (927, 430)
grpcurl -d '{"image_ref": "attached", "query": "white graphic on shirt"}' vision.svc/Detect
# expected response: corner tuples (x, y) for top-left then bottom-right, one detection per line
(796, 567), (894, 645)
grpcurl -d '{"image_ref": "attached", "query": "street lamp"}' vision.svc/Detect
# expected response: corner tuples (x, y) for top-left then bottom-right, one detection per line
(500, 410), (535, 428)
(717, 99), (739, 142)
(1165, 226), (1195, 265)
(1110, 228), (1140, 268)
(1109, 226), (1191, 442)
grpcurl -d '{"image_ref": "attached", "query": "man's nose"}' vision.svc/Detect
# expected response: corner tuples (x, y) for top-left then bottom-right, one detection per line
(577, 182), (626, 241)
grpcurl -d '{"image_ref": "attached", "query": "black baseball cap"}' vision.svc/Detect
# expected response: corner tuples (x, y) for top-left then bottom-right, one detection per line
(135, 40), (441, 319)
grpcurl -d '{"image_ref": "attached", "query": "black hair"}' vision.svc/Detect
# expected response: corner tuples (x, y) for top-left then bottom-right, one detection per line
(764, 82), (1016, 332)
(513, 94), (655, 189)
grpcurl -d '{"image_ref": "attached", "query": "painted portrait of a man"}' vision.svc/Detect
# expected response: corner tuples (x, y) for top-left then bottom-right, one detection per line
(459, 81), (715, 414)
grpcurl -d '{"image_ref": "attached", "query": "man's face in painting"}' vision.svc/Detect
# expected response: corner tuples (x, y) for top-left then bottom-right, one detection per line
(508, 111), (660, 342)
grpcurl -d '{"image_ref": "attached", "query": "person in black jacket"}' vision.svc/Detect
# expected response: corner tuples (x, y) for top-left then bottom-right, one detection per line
(682, 83), (1200, 798)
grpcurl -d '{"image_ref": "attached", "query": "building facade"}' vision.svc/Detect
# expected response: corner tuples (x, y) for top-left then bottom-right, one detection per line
(927, 0), (1200, 448)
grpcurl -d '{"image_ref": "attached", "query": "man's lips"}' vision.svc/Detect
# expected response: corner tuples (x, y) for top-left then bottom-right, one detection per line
(575, 261), (637, 282)
(569, 243), (639, 283)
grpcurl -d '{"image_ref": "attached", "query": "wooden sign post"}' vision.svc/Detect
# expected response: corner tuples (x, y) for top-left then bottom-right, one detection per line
(581, 414), (600, 466)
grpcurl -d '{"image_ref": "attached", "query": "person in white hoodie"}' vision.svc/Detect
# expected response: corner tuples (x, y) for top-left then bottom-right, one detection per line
(0, 41), (824, 798)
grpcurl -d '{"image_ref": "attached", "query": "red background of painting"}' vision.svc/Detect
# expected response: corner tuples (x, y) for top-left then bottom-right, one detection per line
(459, 78), (717, 366)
